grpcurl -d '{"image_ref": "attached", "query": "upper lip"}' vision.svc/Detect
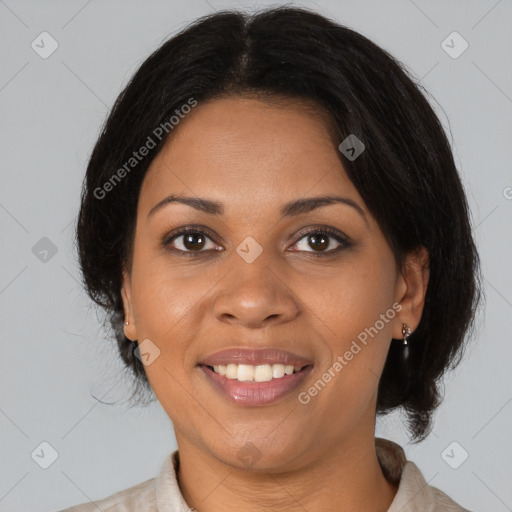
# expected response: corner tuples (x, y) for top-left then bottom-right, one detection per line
(200, 347), (314, 367)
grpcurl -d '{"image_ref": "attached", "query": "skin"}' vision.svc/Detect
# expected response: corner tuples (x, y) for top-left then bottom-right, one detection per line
(121, 97), (430, 512)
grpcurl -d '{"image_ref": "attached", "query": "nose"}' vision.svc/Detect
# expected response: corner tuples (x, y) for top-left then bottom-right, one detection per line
(212, 254), (300, 329)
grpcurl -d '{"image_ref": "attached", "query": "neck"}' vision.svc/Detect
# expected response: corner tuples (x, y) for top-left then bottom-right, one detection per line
(175, 429), (398, 512)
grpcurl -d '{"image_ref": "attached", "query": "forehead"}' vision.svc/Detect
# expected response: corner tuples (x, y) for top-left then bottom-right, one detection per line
(139, 97), (362, 214)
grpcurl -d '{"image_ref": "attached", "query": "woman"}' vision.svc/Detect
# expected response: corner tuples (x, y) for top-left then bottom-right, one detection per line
(61, 6), (481, 511)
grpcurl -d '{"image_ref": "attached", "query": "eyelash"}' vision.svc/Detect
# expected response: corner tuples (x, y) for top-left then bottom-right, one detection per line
(161, 225), (352, 258)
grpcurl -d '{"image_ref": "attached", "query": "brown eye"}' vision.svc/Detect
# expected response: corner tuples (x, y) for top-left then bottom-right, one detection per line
(165, 228), (219, 253)
(291, 227), (351, 255)
(181, 232), (206, 251)
(306, 233), (329, 252)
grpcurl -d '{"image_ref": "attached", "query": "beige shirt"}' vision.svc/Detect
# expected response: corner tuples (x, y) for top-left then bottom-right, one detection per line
(59, 438), (471, 511)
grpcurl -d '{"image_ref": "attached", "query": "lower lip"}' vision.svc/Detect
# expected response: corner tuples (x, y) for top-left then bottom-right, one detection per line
(199, 365), (313, 406)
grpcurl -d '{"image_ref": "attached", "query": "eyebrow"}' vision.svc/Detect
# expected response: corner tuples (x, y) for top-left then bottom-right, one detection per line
(147, 194), (368, 224)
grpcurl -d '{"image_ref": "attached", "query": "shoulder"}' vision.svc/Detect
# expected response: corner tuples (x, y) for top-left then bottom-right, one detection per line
(57, 476), (157, 512)
(56, 451), (192, 512)
(375, 438), (473, 512)
(394, 460), (472, 511)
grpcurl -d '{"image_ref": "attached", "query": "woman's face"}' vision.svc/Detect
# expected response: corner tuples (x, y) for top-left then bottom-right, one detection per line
(122, 97), (428, 470)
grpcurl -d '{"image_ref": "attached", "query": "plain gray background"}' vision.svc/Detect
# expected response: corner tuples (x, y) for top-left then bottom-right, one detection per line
(1, 0), (511, 511)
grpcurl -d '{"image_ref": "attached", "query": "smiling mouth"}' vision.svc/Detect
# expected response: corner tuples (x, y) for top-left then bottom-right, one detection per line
(199, 362), (314, 405)
(203, 363), (311, 382)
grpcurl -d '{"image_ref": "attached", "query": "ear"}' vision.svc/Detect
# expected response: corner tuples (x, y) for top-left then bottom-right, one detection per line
(121, 268), (138, 341)
(393, 246), (430, 339)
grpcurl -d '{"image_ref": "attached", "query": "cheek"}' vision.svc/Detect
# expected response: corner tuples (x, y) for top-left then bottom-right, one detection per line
(130, 239), (203, 337)
(128, 249), (204, 388)
(129, 262), (201, 418)
(303, 252), (397, 344)
(301, 252), (397, 404)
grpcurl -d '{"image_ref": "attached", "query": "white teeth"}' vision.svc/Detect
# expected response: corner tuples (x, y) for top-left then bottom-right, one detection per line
(284, 365), (294, 375)
(213, 365), (227, 376)
(272, 364), (285, 379)
(238, 364), (254, 381)
(226, 363), (238, 379)
(210, 363), (304, 382)
(254, 365), (273, 382)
